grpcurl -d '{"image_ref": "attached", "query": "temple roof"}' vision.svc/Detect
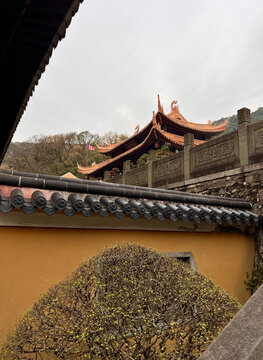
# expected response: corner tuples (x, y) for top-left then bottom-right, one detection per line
(78, 113), (204, 176)
(79, 97), (227, 177)
(96, 97), (227, 157)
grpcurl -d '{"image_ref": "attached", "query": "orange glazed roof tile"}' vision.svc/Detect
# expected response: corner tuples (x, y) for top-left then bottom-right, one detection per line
(162, 100), (228, 133)
(159, 129), (204, 146)
(97, 138), (126, 153)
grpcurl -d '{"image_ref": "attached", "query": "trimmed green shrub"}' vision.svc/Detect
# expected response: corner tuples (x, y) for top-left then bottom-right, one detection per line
(0, 243), (240, 359)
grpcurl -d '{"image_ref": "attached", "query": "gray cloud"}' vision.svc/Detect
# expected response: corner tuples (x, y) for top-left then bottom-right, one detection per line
(13, 0), (263, 141)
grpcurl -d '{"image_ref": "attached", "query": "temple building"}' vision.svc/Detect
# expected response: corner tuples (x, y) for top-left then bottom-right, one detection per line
(78, 96), (227, 179)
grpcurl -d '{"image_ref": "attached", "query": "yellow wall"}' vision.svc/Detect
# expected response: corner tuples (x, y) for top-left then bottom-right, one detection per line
(0, 226), (254, 344)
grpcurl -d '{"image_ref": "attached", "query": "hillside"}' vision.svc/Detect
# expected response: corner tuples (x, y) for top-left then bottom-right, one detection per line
(212, 107), (263, 133)
(2, 131), (128, 178)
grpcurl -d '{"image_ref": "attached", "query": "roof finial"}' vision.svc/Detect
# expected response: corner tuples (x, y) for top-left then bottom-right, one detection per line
(158, 94), (164, 113)
(152, 111), (157, 127)
(171, 100), (179, 112)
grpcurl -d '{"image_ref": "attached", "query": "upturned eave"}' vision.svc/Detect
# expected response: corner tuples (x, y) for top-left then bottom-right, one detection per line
(78, 126), (204, 177)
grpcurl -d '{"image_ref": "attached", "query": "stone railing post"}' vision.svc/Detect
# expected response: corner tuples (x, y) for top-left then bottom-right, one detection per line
(147, 150), (156, 187)
(122, 160), (131, 184)
(184, 133), (194, 181)
(103, 170), (111, 181)
(237, 107), (251, 166)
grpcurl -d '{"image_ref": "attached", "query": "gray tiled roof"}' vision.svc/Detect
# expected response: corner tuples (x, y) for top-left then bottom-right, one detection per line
(0, 187), (261, 227)
(0, 169), (261, 227)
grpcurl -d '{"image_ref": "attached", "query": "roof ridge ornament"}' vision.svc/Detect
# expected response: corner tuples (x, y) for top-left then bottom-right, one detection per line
(134, 125), (140, 133)
(171, 100), (179, 113)
(157, 94), (164, 113)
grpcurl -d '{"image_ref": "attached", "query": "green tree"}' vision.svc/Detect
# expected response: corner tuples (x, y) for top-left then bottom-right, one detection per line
(1, 244), (240, 360)
(2, 131), (128, 177)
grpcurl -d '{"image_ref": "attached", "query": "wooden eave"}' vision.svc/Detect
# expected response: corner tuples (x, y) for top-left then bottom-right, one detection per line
(0, 0), (84, 163)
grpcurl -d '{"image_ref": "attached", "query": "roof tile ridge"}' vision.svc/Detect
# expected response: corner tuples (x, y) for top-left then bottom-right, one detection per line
(161, 111), (227, 133)
(150, 127), (183, 146)
(158, 129), (180, 145)
(78, 153), (116, 173)
(156, 127), (205, 146)
(186, 119), (227, 129)
(97, 144), (114, 150)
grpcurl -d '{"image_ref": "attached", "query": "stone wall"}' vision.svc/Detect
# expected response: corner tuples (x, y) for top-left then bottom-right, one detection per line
(167, 164), (263, 212)
(166, 162), (263, 269)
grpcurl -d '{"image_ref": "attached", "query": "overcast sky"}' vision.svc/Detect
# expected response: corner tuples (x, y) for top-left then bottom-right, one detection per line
(13, 0), (263, 141)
